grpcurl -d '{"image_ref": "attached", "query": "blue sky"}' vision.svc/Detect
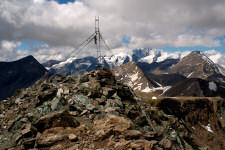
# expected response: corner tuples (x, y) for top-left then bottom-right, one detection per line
(48, 0), (75, 4)
(16, 40), (46, 51)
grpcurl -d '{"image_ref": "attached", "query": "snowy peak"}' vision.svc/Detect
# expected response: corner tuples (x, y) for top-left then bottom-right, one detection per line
(168, 50), (222, 79)
(104, 52), (132, 68)
(52, 57), (77, 69)
(133, 49), (191, 64)
(132, 48), (152, 62)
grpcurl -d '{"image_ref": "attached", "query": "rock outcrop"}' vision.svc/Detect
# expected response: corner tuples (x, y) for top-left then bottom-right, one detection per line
(157, 97), (225, 150)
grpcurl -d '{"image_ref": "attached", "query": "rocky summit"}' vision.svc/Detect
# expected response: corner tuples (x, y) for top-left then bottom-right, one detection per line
(0, 68), (225, 150)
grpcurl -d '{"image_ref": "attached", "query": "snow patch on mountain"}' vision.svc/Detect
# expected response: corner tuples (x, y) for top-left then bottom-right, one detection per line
(200, 123), (213, 133)
(209, 81), (217, 91)
(141, 86), (171, 93)
(52, 57), (76, 69)
(129, 72), (139, 82)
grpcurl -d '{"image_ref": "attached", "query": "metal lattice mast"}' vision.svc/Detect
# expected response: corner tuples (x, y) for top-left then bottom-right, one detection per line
(94, 16), (103, 69)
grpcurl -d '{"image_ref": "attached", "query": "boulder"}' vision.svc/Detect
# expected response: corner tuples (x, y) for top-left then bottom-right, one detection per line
(68, 94), (92, 111)
(124, 130), (142, 139)
(36, 88), (57, 107)
(51, 97), (65, 111)
(159, 139), (171, 149)
(23, 138), (36, 149)
(102, 87), (115, 98)
(93, 115), (132, 134)
(37, 127), (66, 147)
(34, 110), (80, 133)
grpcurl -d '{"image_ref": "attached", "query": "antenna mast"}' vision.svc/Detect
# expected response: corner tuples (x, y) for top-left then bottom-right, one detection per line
(94, 16), (103, 69)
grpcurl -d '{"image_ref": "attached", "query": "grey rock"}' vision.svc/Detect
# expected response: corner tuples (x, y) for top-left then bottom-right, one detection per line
(56, 88), (63, 99)
(86, 104), (95, 111)
(34, 110), (80, 133)
(51, 97), (65, 111)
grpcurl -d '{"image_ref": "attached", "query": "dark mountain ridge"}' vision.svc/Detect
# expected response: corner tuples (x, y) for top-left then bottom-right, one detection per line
(163, 78), (225, 97)
(0, 55), (47, 100)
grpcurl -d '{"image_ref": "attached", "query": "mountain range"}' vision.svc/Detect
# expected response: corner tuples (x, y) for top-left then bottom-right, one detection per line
(45, 49), (225, 75)
(1, 49), (225, 149)
(1, 49), (225, 100)
(43, 49), (225, 97)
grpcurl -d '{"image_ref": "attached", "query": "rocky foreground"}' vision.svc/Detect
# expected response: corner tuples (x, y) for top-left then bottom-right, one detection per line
(0, 68), (224, 150)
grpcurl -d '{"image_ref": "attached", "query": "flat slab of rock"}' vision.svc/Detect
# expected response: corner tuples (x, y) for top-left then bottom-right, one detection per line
(34, 110), (80, 133)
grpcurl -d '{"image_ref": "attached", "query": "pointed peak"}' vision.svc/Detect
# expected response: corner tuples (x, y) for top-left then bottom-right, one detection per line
(190, 50), (203, 55)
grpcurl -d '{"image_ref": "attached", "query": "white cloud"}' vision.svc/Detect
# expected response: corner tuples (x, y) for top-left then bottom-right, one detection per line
(1, 40), (20, 52)
(0, 40), (25, 61)
(0, 0), (225, 62)
(33, 0), (45, 4)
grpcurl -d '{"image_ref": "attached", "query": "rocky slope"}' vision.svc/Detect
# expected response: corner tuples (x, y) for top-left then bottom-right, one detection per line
(157, 97), (225, 150)
(0, 68), (212, 150)
(0, 55), (48, 101)
(163, 78), (225, 97)
(137, 59), (180, 75)
(111, 61), (159, 92)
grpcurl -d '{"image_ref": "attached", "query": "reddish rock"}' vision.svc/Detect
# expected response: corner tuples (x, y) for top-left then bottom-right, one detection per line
(37, 127), (66, 147)
(159, 139), (171, 149)
(125, 130), (142, 139)
(89, 114), (96, 120)
(68, 134), (78, 141)
(93, 114), (132, 133)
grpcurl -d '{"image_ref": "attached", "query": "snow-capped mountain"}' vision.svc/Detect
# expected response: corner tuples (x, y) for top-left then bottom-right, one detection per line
(45, 49), (225, 86)
(104, 52), (132, 68)
(168, 51), (225, 83)
(137, 49), (190, 64)
(111, 61), (159, 92)
(45, 48), (225, 71)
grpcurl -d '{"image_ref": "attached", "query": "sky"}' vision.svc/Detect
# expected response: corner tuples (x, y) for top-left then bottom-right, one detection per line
(0, 0), (225, 63)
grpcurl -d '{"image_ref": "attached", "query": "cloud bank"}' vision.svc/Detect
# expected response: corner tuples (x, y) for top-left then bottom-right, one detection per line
(0, 0), (225, 62)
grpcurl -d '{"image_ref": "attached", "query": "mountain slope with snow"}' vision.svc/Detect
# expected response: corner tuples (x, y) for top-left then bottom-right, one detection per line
(45, 49), (225, 83)
(111, 61), (159, 92)
(168, 51), (225, 84)
(104, 52), (132, 68)
(163, 78), (225, 97)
